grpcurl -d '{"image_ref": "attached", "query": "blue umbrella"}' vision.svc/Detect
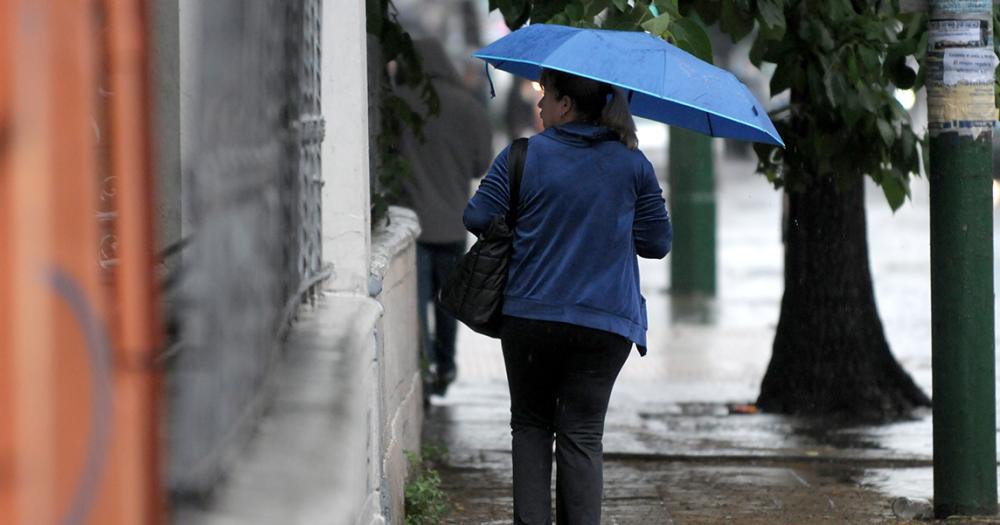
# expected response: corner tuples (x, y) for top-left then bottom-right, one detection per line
(474, 23), (784, 147)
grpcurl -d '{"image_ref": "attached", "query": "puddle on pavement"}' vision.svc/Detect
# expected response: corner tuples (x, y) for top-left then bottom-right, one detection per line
(861, 467), (933, 501)
(630, 405), (934, 461)
(670, 294), (719, 325)
(639, 402), (730, 417)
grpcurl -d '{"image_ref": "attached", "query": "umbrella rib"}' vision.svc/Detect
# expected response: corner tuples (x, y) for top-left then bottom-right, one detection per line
(706, 113), (714, 137)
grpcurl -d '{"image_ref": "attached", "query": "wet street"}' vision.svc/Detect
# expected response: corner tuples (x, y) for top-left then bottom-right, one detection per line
(425, 151), (1000, 524)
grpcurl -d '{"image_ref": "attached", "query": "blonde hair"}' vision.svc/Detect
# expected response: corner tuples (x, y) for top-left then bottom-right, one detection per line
(539, 69), (638, 150)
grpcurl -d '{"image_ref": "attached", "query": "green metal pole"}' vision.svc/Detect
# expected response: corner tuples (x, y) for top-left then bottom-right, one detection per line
(928, 1), (997, 517)
(668, 127), (716, 295)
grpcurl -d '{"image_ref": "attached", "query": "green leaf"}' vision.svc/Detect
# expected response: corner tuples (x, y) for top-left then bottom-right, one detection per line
(366, 0), (384, 35)
(876, 118), (895, 146)
(380, 24), (404, 60)
(857, 46), (879, 73)
(601, 4), (648, 30)
(683, 0), (720, 23)
(845, 50), (860, 81)
(653, 0), (682, 18)
(583, 0), (610, 18)
(822, 68), (849, 108)
(634, 1), (656, 24)
(888, 38), (917, 59)
(813, 22), (836, 52)
(914, 29), (928, 61)
(841, 96), (865, 129)
(611, 0), (628, 11)
(807, 64), (826, 104)
(880, 171), (908, 211)
(670, 17), (713, 63)
(825, 0), (855, 23)
(497, 0), (531, 29)
(599, 13), (626, 29)
(899, 12), (925, 41)
(531, 0), (571, 22)
(641, 12), (674, 36)
(770, 61), (797, 95)
(897, 126), (917, 167)
(854, 81), (877, 112)
(761, 38), (795, 64)
(566, 2), (586, 20)
(720, 0), (754, 42)
(756, 0), (786, 39)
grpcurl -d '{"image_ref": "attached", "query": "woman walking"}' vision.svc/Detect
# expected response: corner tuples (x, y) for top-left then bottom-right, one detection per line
(463, 69), (672, 525)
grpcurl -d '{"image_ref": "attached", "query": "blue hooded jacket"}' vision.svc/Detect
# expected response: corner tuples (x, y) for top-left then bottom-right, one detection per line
(463, 122), (671, 353)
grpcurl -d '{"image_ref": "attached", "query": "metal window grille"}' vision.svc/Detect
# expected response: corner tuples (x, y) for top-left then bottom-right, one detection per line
(165, 0), (325, 496)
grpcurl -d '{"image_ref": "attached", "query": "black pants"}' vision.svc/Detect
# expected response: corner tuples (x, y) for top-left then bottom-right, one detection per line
(416, 241), (465, 376)
(500, 316), (632, 525)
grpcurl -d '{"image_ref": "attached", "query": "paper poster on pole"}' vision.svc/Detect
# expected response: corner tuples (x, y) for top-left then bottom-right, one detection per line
(926, 48), (999, 137)
(928, 82), (996, 120)
(941, 48), (999, 85)
(928, 19), (990, 49)
(930, 0), (991, 15)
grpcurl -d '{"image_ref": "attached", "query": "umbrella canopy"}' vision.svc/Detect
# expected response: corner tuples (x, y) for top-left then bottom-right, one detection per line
(474, 24), (784, 147)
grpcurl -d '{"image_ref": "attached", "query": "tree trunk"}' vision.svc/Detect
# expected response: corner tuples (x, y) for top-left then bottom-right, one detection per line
(757, 174), (931, 420)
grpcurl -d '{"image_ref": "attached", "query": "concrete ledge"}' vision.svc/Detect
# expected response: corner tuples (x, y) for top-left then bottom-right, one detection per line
(173, 293), (383, 525)
(380, 368), (422, 524)
(172, 205), (422, 525)
(370, 204), (422, 524)
(369, 206), (420, 297)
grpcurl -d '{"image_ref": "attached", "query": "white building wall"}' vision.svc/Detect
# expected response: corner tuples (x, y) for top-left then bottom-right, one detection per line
(321, 3), (423, 524)
(323, 0), (372, 294)
(164, 1), (423, 522)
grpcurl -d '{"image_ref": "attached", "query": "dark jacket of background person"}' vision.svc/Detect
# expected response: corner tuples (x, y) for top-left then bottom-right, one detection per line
(397, 39), (493, 244)
(464, 122), (672, 353)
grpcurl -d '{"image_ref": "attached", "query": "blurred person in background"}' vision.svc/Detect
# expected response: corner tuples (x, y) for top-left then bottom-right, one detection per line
(397, 38), (493, 397)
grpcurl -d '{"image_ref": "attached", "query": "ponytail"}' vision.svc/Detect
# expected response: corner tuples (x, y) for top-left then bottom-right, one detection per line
(601, 87), (638, 150)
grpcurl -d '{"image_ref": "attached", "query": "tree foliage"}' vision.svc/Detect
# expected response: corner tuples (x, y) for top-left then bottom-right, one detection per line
(490, 0), (716, 62)
(366, 0), (440, 221)
(488, 0), (943, 211)
(685, 0), (929, 210)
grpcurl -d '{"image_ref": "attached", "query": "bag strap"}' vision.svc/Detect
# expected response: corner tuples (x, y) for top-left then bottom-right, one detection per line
(506, 137), (528, 226)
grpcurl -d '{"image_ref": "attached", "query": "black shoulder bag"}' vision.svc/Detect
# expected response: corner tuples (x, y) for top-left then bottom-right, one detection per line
(438, 138), (528, 338)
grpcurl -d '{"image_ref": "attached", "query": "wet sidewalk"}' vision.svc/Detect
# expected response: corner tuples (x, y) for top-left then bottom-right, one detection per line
(424, 153), (1000, 524)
